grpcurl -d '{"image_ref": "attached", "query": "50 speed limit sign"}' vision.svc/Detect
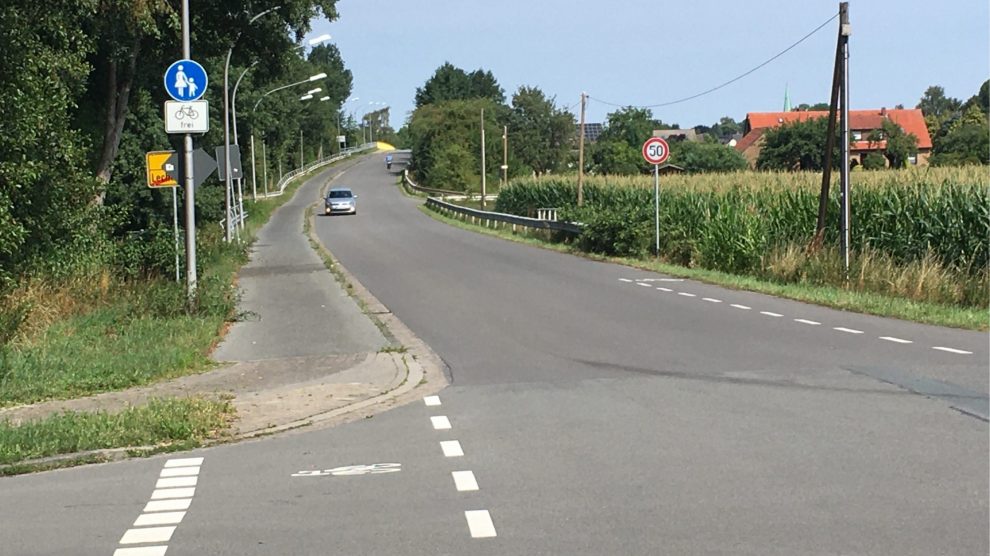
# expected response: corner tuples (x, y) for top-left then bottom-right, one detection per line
(642, 137), (670, 165)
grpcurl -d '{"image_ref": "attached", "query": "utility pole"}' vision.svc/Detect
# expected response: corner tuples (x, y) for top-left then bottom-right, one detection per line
(300, 129), (304, 170)
(839, 3), (851, 273)
(181, 0), (198, 299)
(262, 139), (268, 197)
(480, 108), (487, 210)
(502, 125), (508, 188)
(814, 2), (849, 249)
(577, 92), (586, 207)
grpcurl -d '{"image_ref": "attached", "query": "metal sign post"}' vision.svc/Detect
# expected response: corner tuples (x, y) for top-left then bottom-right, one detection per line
(642, 137), (670, 257)
(180, 0), (197, 299)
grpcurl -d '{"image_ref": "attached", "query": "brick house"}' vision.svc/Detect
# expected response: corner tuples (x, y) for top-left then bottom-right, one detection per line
(735, 108), (933, 168)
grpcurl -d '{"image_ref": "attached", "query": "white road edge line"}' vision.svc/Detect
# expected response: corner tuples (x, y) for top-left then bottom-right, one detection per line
(794, 319), (821, 325)
(730, 304), (751, 310)
(879, 336), (913, 344)
(760, 311), (783, 317)
(150, 488), (195, 500)
(452, 470), (480, 492)
(134, 512), (186, 527)
(933, 346), (973, 355)
(113, 547), (169, 556)
(164, 457), (203, 468)
(440, 441), (464, 457)
(430, 416), (452, 430)
(702, 298), (722, 303)
(119, 526), (176, 545)
(144, 499), (192, 512)
(833, 327), (864, 334)
(423, 395), (441, 407)
(465, 510), (497, 538)
(159, 466), (200, 478)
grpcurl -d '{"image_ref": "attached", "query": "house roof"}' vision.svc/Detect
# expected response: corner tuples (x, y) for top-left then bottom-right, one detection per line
(743, 108), (932, 149)
(733, 127), (766, 154)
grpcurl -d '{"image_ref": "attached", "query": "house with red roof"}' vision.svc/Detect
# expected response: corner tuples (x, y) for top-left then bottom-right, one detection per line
(735, 108), (933, 168)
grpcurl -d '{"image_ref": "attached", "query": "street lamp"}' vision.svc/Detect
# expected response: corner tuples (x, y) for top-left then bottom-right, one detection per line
(249, 72), (327, 202)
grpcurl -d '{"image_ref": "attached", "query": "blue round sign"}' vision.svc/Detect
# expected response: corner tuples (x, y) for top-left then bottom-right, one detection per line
(164, 59), (208, 102)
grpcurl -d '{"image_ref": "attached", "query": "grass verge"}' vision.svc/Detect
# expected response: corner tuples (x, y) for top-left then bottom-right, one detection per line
(0, 397), (233, 472)
(420, 204), (988, 331)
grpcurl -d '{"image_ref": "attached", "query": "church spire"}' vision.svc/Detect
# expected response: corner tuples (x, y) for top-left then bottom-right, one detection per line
(783, 84), (792, 112)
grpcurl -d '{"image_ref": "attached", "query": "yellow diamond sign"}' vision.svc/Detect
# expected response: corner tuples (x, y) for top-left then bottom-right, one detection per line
(146, 150), (178, 188)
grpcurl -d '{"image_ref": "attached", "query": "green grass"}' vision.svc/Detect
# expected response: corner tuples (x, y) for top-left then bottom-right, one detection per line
(0, 397), (233, 467)
(422, 204), (988, 331)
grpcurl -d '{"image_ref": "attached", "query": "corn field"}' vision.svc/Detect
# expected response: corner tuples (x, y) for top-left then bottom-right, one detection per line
(494, 166), (989, 307)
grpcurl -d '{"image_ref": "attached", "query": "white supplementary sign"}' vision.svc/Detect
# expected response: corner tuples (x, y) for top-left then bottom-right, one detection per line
(291, 463), (401, 477)
(165, 100), (209, 134)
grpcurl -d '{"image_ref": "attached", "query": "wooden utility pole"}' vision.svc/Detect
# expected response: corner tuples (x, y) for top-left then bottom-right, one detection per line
(814, 2), (849, 248)
(577, 92), (586, 207)
(480, 108), (487, 210)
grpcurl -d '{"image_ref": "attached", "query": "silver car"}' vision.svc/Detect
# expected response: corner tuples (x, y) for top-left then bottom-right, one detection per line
(325, 187), (357, 215)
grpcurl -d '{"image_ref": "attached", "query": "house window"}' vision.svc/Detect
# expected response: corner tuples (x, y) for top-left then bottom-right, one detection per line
(909, 155), (918, 165)
(852, 131), (862, 141)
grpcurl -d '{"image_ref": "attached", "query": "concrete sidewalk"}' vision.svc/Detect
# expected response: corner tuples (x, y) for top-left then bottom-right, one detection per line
(0, 156), (448, 450)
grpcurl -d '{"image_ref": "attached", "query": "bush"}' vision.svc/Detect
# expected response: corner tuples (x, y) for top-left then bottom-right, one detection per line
(862, 152), (887, 170)
(574, 205), (653, 257)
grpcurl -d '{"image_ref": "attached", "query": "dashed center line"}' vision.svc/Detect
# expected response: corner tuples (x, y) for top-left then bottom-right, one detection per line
(452, 470), (480, 492)
(730, 304), (751, 310)
(933, 346), (973, 355)
(440, 440), (464, 457)
(879, 336), (913, 344)
(702, 298), (722, 303)
(834, 327), (864, 334)
(794, 319), (821, 326)
(430, 416), (452, 430)
(677, 292), (697, 297)
(760, 311), (783, 317)
(465, 510), (497, 538)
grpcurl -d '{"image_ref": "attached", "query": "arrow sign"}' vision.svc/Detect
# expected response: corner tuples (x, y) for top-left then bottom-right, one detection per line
(164, 148), (218, 188)
(215, 145), (243, 181)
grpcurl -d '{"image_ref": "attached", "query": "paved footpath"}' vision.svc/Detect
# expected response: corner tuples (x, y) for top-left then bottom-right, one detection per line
(0, 154), (448, 462)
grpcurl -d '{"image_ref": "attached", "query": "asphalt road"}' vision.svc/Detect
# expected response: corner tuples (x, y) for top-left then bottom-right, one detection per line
(0, 153), (986, 555)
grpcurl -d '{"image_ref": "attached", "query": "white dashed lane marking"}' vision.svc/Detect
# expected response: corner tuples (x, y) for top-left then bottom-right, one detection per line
(119, 526), (176, 545)
(113, 547), (169, 556)
(150, 487), (195, 500)
(618, 278), (633, 283)
(423, 395), (442, 407)
(134, 512), (186, 526)
(760, 311), (783, 317)
(702, 298), (722, 303)
(465, 510), (497, 538)
(431, 416), (452, 430)
(933, 346), (973, 355)
(880, 336), (913, 344)
(144, 499), (192, 512)
(440, 440), (464, 457)
(677, 292), (697, 297)
(657, 287), (673, 292)
(834, 327), (864, 334)
(730, 304), (751, 310)
(115, 457), (202, 555)
(794, 319), (821, 326)
(452, 470), (480, 492)
(155, 476), (197, 489)
(637, 282), (652, 288)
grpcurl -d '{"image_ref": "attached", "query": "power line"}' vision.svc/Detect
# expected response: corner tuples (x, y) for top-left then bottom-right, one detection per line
(588, 12), (839, 110)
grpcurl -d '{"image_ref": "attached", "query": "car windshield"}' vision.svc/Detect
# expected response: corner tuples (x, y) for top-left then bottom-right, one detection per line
(328, 190), (352, 199)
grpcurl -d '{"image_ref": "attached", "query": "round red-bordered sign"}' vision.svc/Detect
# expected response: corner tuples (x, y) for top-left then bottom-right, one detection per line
(642, 137), (670, 165)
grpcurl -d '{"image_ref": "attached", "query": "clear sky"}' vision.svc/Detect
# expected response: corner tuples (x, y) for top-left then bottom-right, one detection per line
(307, 0), (989, 129)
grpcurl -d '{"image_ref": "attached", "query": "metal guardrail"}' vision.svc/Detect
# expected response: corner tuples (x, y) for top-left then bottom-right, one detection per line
(263, 143), (376, 199)
(425, 197), (582, 235)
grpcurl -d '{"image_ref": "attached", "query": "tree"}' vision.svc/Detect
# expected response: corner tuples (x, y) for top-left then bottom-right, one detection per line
(670, 139), (748, 173)
(861, 152), (886, 170)
(509, 86), (575, 176)
(707, 116), (741, 143)
(589, 140), (642, 175)
(930, 105), (990, 166)
(414, 63), (504, 107)
(917, 85), (963, 141)
(757, 116), (838, 171)
(872, 119), (918, 169)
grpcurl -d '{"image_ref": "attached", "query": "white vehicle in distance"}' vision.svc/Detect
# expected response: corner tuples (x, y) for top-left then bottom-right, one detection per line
(325, 187), (357, 215)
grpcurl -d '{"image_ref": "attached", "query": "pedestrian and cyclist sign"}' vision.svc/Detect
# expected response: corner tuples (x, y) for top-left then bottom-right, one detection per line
(164, 59), (208, 102)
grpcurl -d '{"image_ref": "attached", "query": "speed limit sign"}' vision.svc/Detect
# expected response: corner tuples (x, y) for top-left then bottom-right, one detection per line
(642, 137), (670, 165)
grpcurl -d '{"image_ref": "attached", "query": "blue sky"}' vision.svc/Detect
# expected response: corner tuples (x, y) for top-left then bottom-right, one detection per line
(308, 0), (989, 129)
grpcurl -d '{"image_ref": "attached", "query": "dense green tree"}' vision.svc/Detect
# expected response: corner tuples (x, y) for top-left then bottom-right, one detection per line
(930, 105), (990, 166)
(795, 102), (831, 111)
(872, 119), (918, 169)
(508, 86), (575, 176)
(589, 140), (642, 175)
(861, 152), (887, 170)
(757, 116), (838, 171)
(414, 63), (504, 108)
(670, 139), (748, 173)
(597, 107), (672, 151)
(917, 85), (963, 141)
